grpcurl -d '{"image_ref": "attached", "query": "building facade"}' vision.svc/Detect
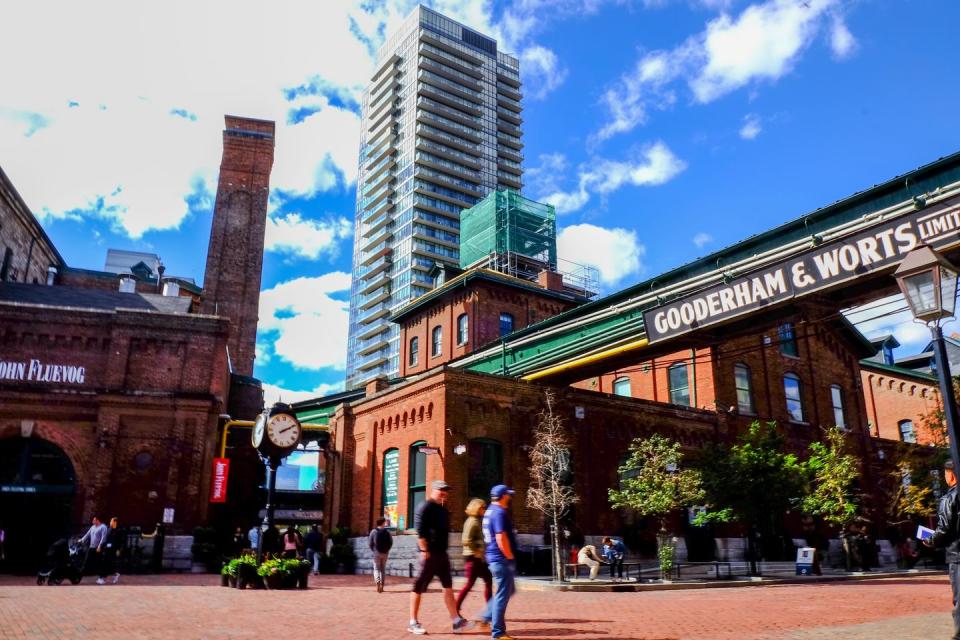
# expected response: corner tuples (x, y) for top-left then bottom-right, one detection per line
(345, 5), (525, 389)
(0, 115), (274, 570)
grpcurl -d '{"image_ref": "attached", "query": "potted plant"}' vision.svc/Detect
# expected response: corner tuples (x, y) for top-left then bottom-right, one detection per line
(222, 555), (256, 588)
(257, 558), (310, 589)
(657, 536), (676, 582)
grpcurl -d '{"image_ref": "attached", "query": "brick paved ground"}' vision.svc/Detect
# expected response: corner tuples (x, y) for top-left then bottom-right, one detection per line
(0, 573), (952, 639)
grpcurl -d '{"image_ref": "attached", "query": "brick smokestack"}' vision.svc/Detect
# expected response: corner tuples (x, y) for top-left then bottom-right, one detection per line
(200, 115), (275, 377)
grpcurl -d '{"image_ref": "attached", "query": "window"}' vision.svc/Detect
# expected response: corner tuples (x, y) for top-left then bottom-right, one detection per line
(0, 247), (12, 281)
(468, 439), (502, 500)
(830, 385), (846, 429)
(408, 337), (419, 366)
(408, 441), (428, 524)
(734, 363), (755, 414)
(431, 326), (442, 357)
(499, 312), (514, 337)
(779, 323), (799, 357)
(784, 373), (804, 422)
(899, 420), (916, 443)
(613, 377), (632, 397)
(457, 313), (469, 345)
(668, 363), (690, 406)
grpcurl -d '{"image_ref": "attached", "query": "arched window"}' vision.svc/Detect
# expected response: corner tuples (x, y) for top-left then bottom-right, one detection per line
(830, 384), (846, 429)
(468, 438), (503, 499)
(898, 420), (916, 443)
(668, 363), (690, 406)
(612, 377), (632, 397)
(784, 373), (804, 422)
(457, 313), (469, 346)
(734, 363), (755, 414)
(431, 326), (442, 357)
(408, 337), (419, 367)
(499, 312), (514, 337)
(408, 441), (428, 524)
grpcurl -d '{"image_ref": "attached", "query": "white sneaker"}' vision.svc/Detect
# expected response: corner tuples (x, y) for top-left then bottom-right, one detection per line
(96, 578), (105, 585)
(407, 622), (427, 635)
(112, 573), (120, 584)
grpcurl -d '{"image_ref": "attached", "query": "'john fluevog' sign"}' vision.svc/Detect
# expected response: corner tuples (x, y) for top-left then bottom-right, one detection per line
(0, 358), (87, 384)
(643, 197), (960, 344)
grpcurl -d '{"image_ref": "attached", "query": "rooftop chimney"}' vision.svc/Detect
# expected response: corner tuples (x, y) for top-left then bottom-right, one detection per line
(46, 265), (57, 286)
(119, 276), (136, 293)
(536, 270), (564, 292)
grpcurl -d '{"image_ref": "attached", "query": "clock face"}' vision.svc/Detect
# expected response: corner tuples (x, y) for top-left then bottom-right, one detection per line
(251, 413), (266, 448)
(266, 413), (301, 450)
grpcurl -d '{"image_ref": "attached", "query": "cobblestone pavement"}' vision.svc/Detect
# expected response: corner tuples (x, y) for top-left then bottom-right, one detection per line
(0, 574), (952, 639)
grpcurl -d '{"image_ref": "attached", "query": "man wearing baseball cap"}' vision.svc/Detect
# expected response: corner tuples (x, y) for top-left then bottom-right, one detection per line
(927, 459), (960, 639)
(477, 484), (519, 639)
(408, 479), (473, 635)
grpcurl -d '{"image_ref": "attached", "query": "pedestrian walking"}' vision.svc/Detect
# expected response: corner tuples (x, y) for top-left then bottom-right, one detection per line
(407, 479), (472, 635)
(304, 524), (324, 575)
(100, 517), (123, 584)
(369, 518), (393, 592)
(602, 537), (626, 581)
(577, 543), (604, 580)
(456, 498), (493, 618)
(477, 485), (518, 640)
(926, 459), (960, 639)
(78, 515), (108, 581)
(247, 523), (261, 552)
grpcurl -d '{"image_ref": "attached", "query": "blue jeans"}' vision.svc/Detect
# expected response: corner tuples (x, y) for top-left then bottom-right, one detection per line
(479, 560), (515, 638)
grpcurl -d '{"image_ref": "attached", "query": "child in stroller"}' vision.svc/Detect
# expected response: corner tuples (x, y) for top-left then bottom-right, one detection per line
(36, 537), (83, 585)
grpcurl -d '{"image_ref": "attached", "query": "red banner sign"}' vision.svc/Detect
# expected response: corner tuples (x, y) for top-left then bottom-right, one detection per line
(210, 457), (230, 503)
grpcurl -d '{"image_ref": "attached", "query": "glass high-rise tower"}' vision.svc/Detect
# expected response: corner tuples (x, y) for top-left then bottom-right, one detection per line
(345, 6), (524, 389)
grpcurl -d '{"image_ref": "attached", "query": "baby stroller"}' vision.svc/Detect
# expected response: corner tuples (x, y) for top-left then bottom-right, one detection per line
(36, 538), (84, 585)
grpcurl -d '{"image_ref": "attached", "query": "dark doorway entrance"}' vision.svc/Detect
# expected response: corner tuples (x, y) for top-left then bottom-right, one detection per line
(0, 437), (76, 573)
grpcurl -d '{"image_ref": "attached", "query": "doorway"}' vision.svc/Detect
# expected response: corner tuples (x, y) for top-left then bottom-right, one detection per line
(0, 437), (76, 573)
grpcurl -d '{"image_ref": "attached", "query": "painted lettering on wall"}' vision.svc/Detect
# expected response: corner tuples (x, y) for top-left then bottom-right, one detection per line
(644, 198), (960, 343)
(0, 359), (87, 384)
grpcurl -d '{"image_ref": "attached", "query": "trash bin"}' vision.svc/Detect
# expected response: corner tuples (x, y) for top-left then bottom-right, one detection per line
(796, 547), (816, 576)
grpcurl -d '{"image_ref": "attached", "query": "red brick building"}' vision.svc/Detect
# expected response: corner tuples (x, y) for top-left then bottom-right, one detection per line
(0, 116), (274, 570)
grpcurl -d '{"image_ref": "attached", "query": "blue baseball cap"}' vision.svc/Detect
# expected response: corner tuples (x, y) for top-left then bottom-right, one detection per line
(490, 484), (515, 499)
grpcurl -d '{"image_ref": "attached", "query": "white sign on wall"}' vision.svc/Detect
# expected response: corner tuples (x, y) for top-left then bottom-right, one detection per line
(0, 358), (87, 384)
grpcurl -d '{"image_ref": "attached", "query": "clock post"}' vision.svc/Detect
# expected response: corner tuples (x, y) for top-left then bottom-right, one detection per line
(250, 402), (303, 564)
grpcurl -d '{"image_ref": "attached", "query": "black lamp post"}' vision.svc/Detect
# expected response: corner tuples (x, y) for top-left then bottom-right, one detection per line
(893, 245), (960, 472)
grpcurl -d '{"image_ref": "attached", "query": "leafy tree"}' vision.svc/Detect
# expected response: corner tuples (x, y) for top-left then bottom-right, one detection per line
(609, 433), (705, 579)
(696, 421), (807, 566)
(802, 426), (861, 530)
(527, 390), (579, 582)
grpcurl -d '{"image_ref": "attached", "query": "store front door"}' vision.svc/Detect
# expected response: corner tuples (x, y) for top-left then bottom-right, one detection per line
(0, 437), (76, 573)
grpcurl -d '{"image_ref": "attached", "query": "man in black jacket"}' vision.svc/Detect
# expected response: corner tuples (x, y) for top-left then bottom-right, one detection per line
(929, 460), (960, 639)
(369, 518), (393, 592)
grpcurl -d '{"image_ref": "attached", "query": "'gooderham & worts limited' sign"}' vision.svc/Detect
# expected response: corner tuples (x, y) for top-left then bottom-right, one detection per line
(643, 197), (960, 344)
(0, 358), (87, 384)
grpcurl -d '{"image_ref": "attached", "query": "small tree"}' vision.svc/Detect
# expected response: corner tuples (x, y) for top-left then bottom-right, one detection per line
(527, 390), (579, 582)
(609, 434), (705, 578)
(802, 426), (861, 531)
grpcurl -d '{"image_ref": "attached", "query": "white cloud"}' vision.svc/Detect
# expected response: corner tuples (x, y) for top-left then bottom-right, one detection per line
(692, 232), (713, 248)
(525, 153), (569, 199)
(265, 213), (352, 261)
(829, 15), (857, 59)
(739, 113), (763, 139)
(595, 0), (852, 140)
(262, 381), (345, 406)
(259, 272), (352, 371)
(544, 141), (687, 213)
(558, 224), (645, 286)
(520, 45), (569, 100)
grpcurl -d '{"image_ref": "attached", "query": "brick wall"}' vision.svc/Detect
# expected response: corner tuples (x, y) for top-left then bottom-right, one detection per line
(861, 364), (940, 443)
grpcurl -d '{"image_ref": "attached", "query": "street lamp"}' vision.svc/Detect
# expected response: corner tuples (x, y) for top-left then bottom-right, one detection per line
(894, 245), (960, 471)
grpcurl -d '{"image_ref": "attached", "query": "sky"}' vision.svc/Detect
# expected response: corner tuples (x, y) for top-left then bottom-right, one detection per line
(2, 0), (959, 403)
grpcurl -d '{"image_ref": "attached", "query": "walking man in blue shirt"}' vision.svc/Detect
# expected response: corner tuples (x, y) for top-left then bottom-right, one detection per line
(478, 484), (518, 640)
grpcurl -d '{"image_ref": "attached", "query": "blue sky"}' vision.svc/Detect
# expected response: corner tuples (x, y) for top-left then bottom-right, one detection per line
(2, 0), (959, 402)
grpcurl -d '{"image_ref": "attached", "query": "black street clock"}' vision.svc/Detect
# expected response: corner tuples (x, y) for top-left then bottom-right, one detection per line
(251, 403), (302, 459)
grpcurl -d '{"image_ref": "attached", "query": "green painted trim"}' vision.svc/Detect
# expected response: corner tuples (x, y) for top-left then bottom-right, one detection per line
(859, 359), (938, 382)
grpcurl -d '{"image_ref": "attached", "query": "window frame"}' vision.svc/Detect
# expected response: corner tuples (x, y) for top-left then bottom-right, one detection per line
(431, 325), (442, 358)
(407, 440), (428, 525)
(830, 384), (846, 429)
(783, 372), (805, 423)
(668, 363), (691, 407)
(734, 363), (755, 415)
(612, 377), (632, 397)
(456, 313), (469, 346)
(499, 312), (514, 337)
(779, 322), (799, 358)
(898, 419), (917, 443)
(467, 438), (503, 500)
(408, 336), (419, 367)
